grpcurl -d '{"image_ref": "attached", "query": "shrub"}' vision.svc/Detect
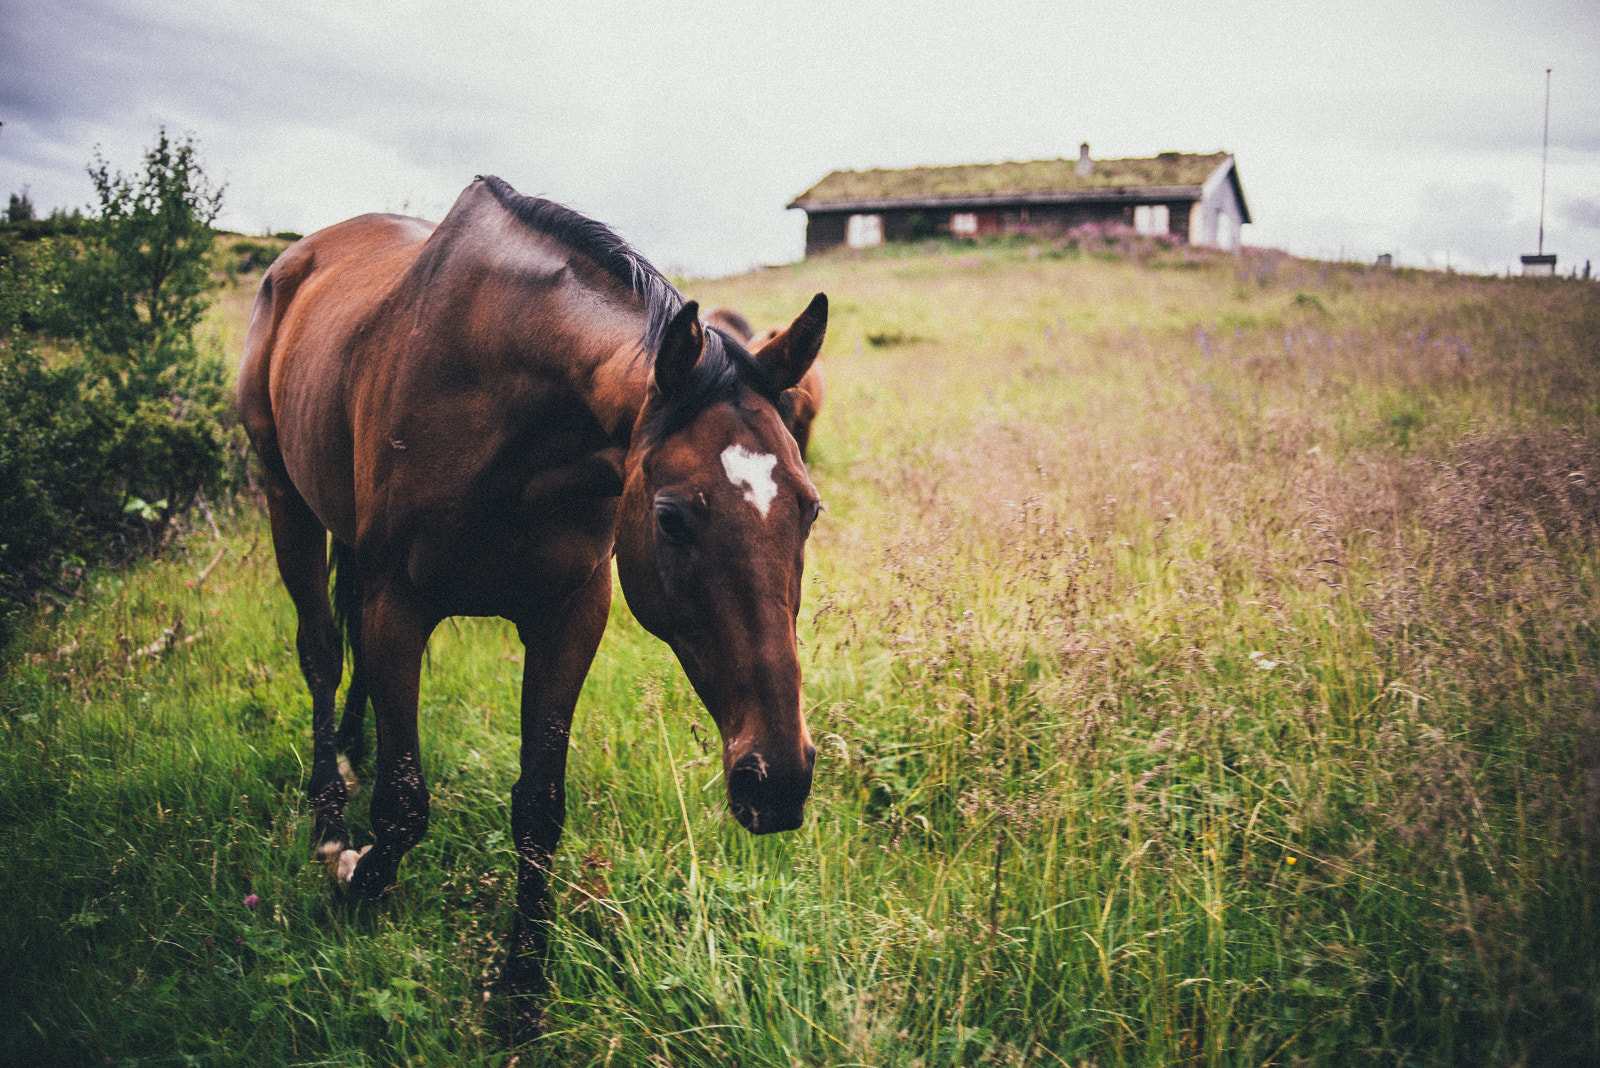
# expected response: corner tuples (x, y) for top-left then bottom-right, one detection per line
(1057, 220), (1175, 259)
(227, 239), (281, 274)
(6, 190), (33, 224)
(0, 130), (233, 644)
(0, 340), (118, 601)
(0, 207), (87, 242)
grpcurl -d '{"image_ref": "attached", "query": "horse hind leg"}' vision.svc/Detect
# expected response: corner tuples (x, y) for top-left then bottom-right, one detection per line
(330, 538), (370, 770)
(334, 638), (369, 780)
(344, 583), (436, 902)
(262, 476), (350, 851)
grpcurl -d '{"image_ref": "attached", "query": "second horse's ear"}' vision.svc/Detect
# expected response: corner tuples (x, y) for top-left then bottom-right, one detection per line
(753, 293), (827, 393)
(654, 301), (704, 398)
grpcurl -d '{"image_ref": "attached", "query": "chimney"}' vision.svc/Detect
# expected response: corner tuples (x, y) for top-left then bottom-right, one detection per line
(1075, 142), (1093, 177)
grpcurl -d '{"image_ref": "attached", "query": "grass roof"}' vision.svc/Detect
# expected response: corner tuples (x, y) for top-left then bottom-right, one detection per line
(792, 152), (1231, 207)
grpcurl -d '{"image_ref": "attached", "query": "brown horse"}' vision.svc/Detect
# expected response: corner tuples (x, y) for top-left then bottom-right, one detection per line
(704, 307), (826, 459)
(237, 175), (827, 1037)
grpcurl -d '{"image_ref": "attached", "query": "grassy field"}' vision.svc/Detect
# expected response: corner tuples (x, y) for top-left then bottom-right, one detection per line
(2, 237), (1598, 1066)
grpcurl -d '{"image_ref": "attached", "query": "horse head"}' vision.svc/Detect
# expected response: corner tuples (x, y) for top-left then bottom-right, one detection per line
(616, 294), (828, 834)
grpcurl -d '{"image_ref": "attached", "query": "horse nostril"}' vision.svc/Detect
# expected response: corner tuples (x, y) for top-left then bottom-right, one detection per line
(729, 801), (762, 833)
(727, 749), (813, 835)
(729, 752), (770, 790)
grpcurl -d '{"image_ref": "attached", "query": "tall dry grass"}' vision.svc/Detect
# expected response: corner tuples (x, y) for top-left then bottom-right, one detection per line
(683, 243), (1600, 1063)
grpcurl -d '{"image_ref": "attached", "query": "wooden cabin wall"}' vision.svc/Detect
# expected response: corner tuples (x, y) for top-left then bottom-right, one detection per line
(802, 198), (1199, 253)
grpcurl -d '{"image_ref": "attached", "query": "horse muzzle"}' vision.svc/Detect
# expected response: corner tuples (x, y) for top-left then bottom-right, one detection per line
(727, 746), (815, 834)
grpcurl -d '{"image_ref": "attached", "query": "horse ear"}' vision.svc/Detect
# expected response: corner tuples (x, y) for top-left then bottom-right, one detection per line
(654, 301), (704, 399)
(753, 293), (827, 393)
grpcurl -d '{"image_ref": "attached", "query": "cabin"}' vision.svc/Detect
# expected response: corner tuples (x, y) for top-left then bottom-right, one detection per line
(789, 145), (1250, 256)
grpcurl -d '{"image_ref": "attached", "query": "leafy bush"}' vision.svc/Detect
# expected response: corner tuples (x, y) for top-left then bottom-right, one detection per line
(0, 130), (233, 643)
(0, 341), (117, 595)
(226, 239), (282, 275)
(0, 208), (87, 243)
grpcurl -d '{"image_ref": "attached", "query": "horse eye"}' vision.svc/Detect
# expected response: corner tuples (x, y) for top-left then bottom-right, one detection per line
(655, 503), (693, 545)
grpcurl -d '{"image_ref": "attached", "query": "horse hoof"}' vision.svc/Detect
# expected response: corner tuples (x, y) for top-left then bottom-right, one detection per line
(509, 1001), (547, 1046)
(320, 841), (372, 888)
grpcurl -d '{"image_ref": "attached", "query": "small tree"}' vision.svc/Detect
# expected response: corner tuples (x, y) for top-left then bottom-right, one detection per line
(70, 131), (233, 520)
(70, 128), (225, 363)
(6, 189), (34, 224)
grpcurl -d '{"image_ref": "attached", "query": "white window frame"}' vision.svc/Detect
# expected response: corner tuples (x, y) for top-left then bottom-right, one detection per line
(950, 212), (978, 238)
(846, 214), (883, 248)
(1134, 204), (1169, 236)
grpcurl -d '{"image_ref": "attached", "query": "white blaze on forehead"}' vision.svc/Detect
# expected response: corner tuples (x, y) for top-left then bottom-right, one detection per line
(720, 444), (779, 518)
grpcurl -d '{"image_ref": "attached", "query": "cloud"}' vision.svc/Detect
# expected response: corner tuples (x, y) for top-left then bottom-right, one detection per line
(1562, 197), (1600, 231)
(4, 0), (1599, 275)
(1404, 181), (1526, 270)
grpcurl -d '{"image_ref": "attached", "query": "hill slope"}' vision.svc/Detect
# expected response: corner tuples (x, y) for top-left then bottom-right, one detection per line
(4, 241), (1599, 1065)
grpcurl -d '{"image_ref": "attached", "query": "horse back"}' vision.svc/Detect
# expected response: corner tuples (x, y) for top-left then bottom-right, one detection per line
(238, 214), (436, 543)
(240, 199), (642, 617)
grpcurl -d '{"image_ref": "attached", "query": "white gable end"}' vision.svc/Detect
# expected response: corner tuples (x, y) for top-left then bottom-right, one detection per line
(1190, 156), (1249, 250)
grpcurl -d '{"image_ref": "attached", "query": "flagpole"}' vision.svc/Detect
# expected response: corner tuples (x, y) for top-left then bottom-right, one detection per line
(1539, 68), (1550, 257)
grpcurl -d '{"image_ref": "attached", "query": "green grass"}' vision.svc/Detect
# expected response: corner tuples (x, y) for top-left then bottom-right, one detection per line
(792, 150), (1227, 204)
(4, 243), (1599, 1066)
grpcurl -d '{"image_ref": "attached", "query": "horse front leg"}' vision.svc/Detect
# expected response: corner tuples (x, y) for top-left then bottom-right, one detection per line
(506, 563), (613, 1042)
(341, 584), (438, 900)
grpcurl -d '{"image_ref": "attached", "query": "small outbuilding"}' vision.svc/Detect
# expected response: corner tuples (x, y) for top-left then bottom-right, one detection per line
(789, 145), (1250, 256)
(1520, 253), (1556, 278)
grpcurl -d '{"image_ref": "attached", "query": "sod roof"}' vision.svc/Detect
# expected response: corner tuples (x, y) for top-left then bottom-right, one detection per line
(790, 152), (1232, 210)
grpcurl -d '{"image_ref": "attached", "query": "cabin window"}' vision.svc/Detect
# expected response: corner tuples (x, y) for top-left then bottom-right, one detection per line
(846, 214), (883, 248)
(1134, 204), (1169, 236)
(950, 212), (978, 237)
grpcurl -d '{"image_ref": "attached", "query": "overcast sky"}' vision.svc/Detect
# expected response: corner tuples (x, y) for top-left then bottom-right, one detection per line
(3, 0), (1597, 277)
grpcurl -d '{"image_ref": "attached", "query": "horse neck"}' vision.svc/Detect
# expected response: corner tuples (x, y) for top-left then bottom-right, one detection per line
(585, 341), (655, 442)
(418, 197), (659, 446)
(465, 262), (654, 444)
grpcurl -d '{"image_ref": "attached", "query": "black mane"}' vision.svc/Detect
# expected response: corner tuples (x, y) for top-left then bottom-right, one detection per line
(475, 175), (780, 443)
